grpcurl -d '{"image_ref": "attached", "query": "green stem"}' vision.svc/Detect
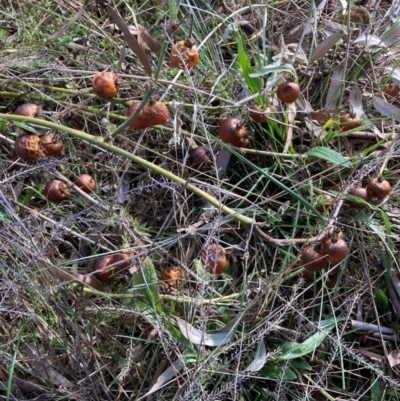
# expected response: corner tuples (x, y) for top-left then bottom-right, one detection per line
(0, 113), (255, 227)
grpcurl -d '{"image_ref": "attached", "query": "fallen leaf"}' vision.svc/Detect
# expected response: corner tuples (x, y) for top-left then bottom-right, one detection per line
(312, 31), (345, 61)
(373, 96), (400, 122)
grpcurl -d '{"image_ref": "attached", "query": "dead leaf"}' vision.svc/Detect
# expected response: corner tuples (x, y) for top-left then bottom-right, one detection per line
(128, 24), (161, 56)
(388, 349), (400, 368)
(312, 31), (345, 61)
(216, 148), (232, 179)
(106, 6), (152, 77)
(23, 343), (73, 388)
(373, 96), (400, 122)
(325, 65), (344, 110)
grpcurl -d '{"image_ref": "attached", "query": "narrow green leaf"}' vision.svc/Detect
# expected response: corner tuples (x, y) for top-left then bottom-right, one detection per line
(371, 375), (385, 401)
(375, 289), (389, 315)
(290, 359), (312, 371)
(132, 258), (162, 313)
(304, 147), (352, 167)
(261, 365), (297, 380)
(274, 318), (339, 360)
(250, 64), (298, 79)
(236, 33), (261, 95)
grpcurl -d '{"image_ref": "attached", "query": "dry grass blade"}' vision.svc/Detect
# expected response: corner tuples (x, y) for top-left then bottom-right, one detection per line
(311, 31), (345, 61)
(106, 5), (152, 77)
(50, 7), (84, 39)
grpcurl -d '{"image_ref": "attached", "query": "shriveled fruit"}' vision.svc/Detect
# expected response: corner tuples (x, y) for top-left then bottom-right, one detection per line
(347, 187), (370, 208)
(322, 238), (348, 262)
(189, 146), (212, 170)
(218, 117), (246, 145)
(92, 255), (116, 282)
(300, 247), (328, 272)
(43, 180), (69, 203)
(339, 113), (362, 132)
(201, 244), (229, 274)
(326, 227), (344, 241)
(249, 105), (272, 123)
(14, 103), (41, 118)
(276, 82), (300, 103)
(160, 266), (185, 288)
(367, 177), (391, 199)
(384, 83), (399, 97)
(40, 132), (63, 156)
(74, 174), (96, 193)
(127, 98), (169, 129)
(112, 253), (131, 271)
(233, 137), (249, 148)
(170, 38), (199, 69)
(14, 134), (42, 161)
(92, 72), (118, 99)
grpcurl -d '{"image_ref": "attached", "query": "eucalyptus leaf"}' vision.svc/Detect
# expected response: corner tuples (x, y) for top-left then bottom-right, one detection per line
(372, 96), (400, 122)
(312, 31), (344, 61)
(144, 359), (184, 396)
(304, 147), (352, 167)
(244, 341), (267, 372)
(176, 317), (235, 346)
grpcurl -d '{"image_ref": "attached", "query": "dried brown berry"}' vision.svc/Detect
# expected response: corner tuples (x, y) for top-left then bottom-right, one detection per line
(249, 105), (272, 123)
(170, 38), (200, 70)
(347, 187), (370, 208)
(74, 174), (96, 193)
(40, 132), (63, 156)
(43, 180), (69, 203)
(160, 266), (185, 288)
(189, 146), (212, 170)
(201, 244), (229, 274)
(14, 103), (41, 118)
(384, 83), (399, 97)
(276, 82), (300, 103)
(92, 72), (118, 99)
(218, 117), (246, 145)
(367, 177), (391, 199)
(339, 113), (362, 132)
(127, 98), (169, 129)
(14, 134), (43, 161)
(92, 255), (116, 282)
(322, 238), (348, 262)
(300, 247), (328, 272)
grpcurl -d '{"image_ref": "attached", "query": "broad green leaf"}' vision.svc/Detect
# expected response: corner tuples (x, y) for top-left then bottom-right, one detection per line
(304, 147), (352, 167)
(274, 318), (339, 360)
(290, 359), (312, 371)
(250, 64), (298, 79)
(261, 365), (297, 380)
(371, 375), (385, 401)
(375, 289), (389, 315)
(132, 258), (162, 313)
(175, 316), (236, 346)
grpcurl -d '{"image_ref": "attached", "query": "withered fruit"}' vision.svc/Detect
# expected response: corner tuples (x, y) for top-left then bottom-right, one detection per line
(160, 266), (185, 288)
(300, 247), (328, 272)
(14, 134), (42, 161)
(189, 146), (212, 170)
(200, 244), (229, 274)
(346, 187), (370, 208)
(367, 177), (391, 199)
(326, 227), (344, 241)
(322, 238), (348, 262)
(74, 174), (96, 193)
(40, 132), (63, 156)
(112, 253), (131, 271)
(339, 113), (362, 132)
(276, 82), (300, 103)
(218, 117), (246, 146)
(170, 38), (200, 70)
(127, 98), (169, 129)
(92, 72), (118, 99)
(43, 180), (69, 203)
(249, 105), (272, 123)
(92, 255), (116, 282)
(14, 103), (41, 118)
(383, 83), (399, 97)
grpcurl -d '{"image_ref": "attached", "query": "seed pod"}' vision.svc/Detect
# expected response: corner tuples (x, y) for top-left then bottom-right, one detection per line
(170, 38), (200, 69)
(92, 72), (118, 99)
(160, 266), (185, 288)
(189, 146), (212, 170)
(127, 98), (169, 129)
(74, 174), (96, 193)
(367, 177), (391, 199)
(14, 134), (42, 161)
(276, 82), (300, 103)
(43, 180), (69, 203)
(300, 246), (328, 272)
(200, 244), (229, 274)
(40, 132), (63, 156)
